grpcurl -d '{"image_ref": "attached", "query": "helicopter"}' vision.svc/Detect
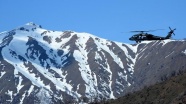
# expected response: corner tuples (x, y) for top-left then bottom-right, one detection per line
(129, 27), (176, 43)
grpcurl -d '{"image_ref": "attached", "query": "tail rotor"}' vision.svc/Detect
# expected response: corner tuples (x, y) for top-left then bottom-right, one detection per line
(169, 27), (176, 35)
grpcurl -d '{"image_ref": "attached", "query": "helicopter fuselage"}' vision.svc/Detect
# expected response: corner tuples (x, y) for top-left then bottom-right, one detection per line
(129, 27), (176, 43)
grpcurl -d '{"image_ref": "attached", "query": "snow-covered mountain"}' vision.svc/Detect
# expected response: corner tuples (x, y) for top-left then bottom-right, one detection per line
(0, 23), (186, 103)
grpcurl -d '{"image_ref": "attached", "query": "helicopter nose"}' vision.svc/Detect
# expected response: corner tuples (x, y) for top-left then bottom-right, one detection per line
(129, 37), (133, 40)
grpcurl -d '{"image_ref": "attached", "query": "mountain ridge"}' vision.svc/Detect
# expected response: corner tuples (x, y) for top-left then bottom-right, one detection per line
(0, 23), (186, 103)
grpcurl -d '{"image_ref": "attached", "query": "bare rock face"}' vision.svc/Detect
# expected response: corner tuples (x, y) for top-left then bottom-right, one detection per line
(0, 23), (186, 103)
(127, 41), (186, 94)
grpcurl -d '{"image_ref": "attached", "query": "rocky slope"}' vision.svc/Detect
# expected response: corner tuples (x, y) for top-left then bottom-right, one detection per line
(0, 23), (186, 103)
(127, 40), (186, 94)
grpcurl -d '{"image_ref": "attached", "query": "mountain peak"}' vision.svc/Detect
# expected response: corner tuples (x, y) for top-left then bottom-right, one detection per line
(25, 22), (42, 28)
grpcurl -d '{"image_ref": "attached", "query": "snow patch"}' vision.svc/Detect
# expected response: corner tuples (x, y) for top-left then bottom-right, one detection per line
(17, 76), (24, 93)
(28, 85), (34, 96)
(73, 33), (97, 98)
(161, 39), (174, 46)
(165, 51), (174, 58)
(36, 88), (52, 104)
(6, 90), (13, 102)
(0, 71), (6, 78)
(182, 50), (186, 55)
(94, 38), (124, 69)
(20, 92), (26, 104)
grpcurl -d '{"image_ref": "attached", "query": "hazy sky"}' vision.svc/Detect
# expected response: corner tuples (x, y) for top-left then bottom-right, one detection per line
(0, 0), (186, 43)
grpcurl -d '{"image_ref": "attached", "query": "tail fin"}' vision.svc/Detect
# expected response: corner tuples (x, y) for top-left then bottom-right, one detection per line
(165, 27), (176, 39)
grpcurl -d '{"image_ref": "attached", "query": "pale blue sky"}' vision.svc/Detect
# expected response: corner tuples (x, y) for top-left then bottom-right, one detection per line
(0, 0), (186, 43)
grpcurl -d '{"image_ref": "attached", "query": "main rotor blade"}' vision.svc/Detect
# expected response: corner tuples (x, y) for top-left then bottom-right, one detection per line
(130, 29), (164, 33)
(148, 29), (164, 32)
(130, 31), (149, 33)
